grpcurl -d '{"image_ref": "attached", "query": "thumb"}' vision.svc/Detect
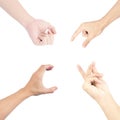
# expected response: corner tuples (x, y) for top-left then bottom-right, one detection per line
(45, 87), (57, 94)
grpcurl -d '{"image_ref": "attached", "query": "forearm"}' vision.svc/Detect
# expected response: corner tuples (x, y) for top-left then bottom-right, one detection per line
(0, 88), (31, 120)
(0, 0), (34, 28)
(100, 0), (120, 29)
(97, 93), (120, 120)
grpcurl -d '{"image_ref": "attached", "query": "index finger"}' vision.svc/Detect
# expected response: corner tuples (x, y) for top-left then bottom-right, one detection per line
(77, 64), (86, 80)
(71, 26), (82, 41)
(36, 64), (54, 78)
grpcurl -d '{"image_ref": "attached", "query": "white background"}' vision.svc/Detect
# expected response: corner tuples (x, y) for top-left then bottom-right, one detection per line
(0, 0), (120, 120)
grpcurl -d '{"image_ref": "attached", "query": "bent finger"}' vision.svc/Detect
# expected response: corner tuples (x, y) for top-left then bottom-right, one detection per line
(36, 65), (54, 78)
(48, 25), (56, 34)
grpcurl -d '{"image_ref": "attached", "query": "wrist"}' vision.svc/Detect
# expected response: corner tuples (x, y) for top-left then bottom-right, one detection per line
(96, 92), (113, 105)
(19, 87), (33, 98)
(96, 92), (119, 111)
(96, 92), (120, 120)
(99, 13), (114, 30)
(98, 18), (108, 31)
(21, 15), (35, 29)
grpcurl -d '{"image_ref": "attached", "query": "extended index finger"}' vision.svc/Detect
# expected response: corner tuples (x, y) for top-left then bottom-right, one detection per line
(71, 25), (82, 41)
(77, 64), (86, 80)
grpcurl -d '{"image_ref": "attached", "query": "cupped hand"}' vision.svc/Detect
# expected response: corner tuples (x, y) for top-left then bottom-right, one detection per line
(26, 19), (56, 45)
(24, 64), (57, 96)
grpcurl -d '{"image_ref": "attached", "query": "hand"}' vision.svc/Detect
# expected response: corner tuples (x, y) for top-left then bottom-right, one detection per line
(77, 63), (109, 101)
(71, 20), (104, 47)
(24, 65), (57, 96)
(26, 19), (56, 45)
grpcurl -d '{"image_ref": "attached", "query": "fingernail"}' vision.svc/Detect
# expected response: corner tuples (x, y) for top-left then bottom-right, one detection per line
(46, 65), (54, 71)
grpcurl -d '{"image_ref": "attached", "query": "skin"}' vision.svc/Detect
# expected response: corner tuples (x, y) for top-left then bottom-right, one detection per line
(0, 0), (56, 45)
(77, 62), (120, 120)
(0, 65), (57, 120)
(71, 0), (120, 47)
(0, 1), (57, 119)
